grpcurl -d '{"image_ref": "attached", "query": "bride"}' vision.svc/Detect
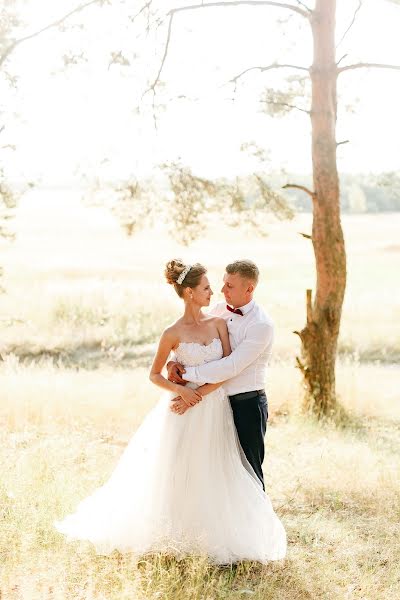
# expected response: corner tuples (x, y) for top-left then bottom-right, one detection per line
(54, 259), (286, 564)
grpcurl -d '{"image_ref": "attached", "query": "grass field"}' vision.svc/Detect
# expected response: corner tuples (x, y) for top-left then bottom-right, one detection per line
(0, 191), (399, 599)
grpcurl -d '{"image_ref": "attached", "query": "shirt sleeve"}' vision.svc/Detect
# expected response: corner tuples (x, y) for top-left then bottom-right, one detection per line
(183, 321), (273, 384)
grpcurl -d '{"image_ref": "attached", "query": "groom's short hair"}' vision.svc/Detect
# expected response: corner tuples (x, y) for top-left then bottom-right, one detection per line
(226, 260), (259, 285)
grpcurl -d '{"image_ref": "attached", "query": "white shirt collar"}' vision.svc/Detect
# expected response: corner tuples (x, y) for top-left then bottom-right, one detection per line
(238, 299), (255, 315)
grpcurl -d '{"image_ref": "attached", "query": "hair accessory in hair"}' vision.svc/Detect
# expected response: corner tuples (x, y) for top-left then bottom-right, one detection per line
(177, 264), (192, 285)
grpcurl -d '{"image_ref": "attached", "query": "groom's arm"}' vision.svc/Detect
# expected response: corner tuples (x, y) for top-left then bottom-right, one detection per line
(183, 322), (273, 384)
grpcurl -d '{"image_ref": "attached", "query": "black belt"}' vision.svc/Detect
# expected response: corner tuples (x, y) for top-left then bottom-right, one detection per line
(228, 389), (266, 402)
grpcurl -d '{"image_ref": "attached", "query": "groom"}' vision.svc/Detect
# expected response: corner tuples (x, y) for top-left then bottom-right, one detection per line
(167, 259), (274, 491)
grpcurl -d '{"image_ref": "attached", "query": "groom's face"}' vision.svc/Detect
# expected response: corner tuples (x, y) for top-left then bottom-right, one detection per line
(221, 272), (252, 308)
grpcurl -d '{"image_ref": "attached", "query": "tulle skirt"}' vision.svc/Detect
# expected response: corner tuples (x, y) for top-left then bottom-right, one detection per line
(54, 386), (286, 564)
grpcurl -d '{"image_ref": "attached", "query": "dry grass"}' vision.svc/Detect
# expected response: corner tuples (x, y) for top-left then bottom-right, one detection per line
(0, 358), (399, 599)
(1, 198), (399, 364)
(0, 197), (399, 598)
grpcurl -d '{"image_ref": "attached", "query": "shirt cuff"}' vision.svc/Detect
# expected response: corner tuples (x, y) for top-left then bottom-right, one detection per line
(183, 366), (200, 383)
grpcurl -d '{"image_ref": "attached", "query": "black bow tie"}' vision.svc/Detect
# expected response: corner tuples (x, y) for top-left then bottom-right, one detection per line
(226, 305), (243, 316)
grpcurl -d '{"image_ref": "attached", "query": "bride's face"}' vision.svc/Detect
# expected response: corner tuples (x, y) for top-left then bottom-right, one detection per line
(189, 274), (213, 307)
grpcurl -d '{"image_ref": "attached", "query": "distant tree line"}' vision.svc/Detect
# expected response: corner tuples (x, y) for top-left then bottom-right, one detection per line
(282, 171), (400, 213)
(95, 167), (400, 244)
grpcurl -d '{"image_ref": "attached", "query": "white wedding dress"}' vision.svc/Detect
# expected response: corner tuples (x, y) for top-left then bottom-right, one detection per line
(55, 338), (286, 563)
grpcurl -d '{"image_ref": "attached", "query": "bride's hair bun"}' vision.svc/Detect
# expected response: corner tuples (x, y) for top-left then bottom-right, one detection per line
(164, 259), (207, 298)
(164, 259), (186, 286)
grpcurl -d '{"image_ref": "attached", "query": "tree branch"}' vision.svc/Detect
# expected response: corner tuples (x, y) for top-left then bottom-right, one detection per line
(336, 53), (348, 66)
(146, 1), (310, 94)
(338, 62), (400, 74)
(146, 8), (174, 96)
(229, 62), (309, 85)
(262, 101), (310, 114)
(298, 231), (312, 239)
(336, 0), (363, 49)
(295, 355), (306, 373)
(295, 0), (312, 12)
(168, 2), (310, 19)
(306, 288), (312, 323)
(337, 139), (349, 146)
(283, 183), (315, 198)
(0, 0), (103, 68)
(129, 1), (153, 25)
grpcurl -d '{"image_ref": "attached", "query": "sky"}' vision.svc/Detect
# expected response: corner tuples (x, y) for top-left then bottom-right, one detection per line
(2, 0), (400, 187)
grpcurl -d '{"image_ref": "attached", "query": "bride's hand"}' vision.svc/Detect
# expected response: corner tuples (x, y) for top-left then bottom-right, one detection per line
(178, 386), (202, 407)
(170, 397), (189, 415)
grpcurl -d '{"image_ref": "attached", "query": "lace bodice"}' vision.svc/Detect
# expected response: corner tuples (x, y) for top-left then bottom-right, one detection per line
(173, 337), (223, 367)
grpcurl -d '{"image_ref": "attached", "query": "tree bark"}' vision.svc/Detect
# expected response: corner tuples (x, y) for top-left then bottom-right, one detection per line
(297, 0), (347, 417)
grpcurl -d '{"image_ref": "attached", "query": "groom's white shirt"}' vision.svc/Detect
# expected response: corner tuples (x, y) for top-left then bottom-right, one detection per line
(183, 299), (274, 395)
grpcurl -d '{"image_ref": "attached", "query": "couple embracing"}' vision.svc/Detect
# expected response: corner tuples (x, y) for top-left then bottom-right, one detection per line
(55, 259), (287, 564)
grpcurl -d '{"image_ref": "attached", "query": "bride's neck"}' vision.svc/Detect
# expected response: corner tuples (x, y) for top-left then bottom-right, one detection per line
(182, 303), (203, 324)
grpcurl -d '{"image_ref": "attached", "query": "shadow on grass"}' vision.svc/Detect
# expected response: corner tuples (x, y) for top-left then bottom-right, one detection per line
(292, 404), (400, 453)
(279, 462), (400, 525)
(332, 411), (400, 457)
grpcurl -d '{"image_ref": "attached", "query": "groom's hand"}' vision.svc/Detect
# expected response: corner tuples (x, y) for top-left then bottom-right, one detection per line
(167, 361), (187, 385)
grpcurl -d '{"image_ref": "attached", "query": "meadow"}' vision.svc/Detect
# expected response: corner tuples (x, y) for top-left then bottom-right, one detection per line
(0, 191), (399, 599)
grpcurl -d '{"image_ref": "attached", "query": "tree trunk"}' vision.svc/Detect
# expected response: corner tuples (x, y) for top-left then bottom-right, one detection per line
(297, 0), (347, 418)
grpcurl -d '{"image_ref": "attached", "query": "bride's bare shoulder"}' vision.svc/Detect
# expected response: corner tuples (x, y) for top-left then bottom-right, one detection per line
(160, 320), (182, 343)
(207, 316), (228, 331)
(207, 315), (226, 324)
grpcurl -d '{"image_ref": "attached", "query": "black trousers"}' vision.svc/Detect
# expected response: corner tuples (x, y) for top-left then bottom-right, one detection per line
(228, 389), (268, 490)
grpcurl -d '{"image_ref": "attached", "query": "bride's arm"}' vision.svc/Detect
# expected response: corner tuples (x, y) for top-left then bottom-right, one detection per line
(195, 381), (226, 397)
(217, 317), (231, 357)
(149, 329), (202, 406)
